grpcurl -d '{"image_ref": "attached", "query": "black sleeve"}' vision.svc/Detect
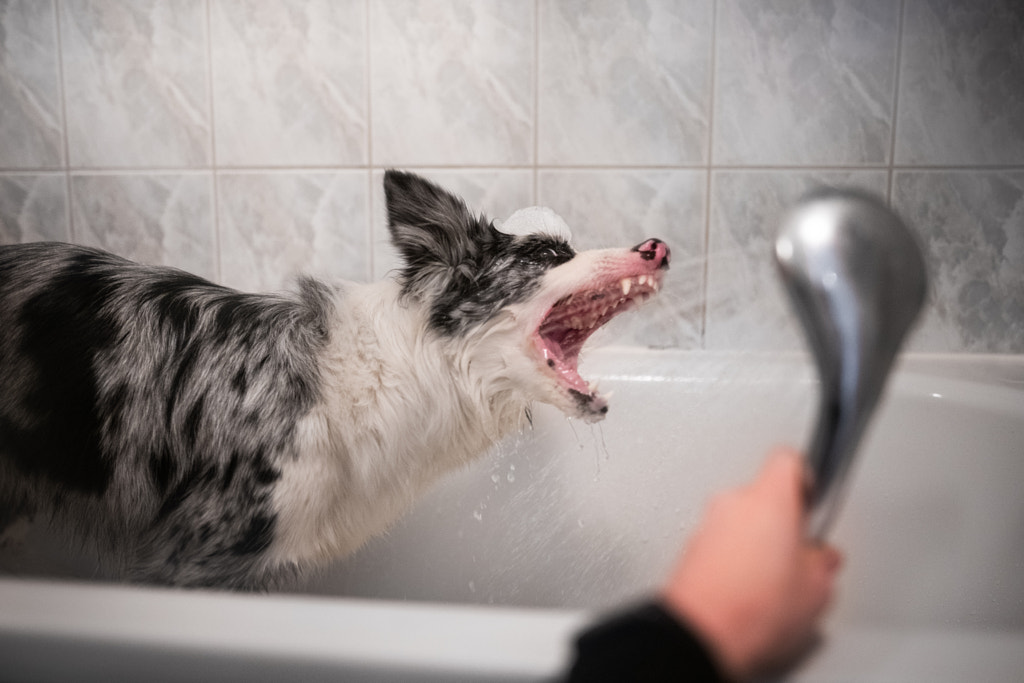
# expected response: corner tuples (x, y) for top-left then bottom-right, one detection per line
(563, 601), (730, 683)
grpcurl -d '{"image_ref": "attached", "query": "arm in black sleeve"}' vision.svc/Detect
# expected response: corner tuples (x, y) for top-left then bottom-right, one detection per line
(564, 601), (731, 683)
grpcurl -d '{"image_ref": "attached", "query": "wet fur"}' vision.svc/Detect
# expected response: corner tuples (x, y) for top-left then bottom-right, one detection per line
(0, 171), (665, 589)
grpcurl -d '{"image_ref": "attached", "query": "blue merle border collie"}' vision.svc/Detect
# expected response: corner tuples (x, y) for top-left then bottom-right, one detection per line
(0, 170), (669, 590)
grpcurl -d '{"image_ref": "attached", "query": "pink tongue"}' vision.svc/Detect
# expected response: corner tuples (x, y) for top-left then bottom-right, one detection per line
(536, 338), (590, 394)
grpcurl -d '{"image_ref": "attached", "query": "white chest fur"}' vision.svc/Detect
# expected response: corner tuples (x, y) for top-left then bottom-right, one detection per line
(268, 281), (529, 569)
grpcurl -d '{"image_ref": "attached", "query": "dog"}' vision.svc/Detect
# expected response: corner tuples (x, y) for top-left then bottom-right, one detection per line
(0, 170), (669, 590)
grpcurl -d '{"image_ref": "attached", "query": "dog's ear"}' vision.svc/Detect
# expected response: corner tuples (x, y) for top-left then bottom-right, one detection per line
(384, 170), (506, 298)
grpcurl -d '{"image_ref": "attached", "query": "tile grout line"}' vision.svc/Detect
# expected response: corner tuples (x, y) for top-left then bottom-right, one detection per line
(204, 0), (222, 282)
(886, 0), (907, 206)
(700, 0), (720, 351)
(7, 163), (1024, 176)
(53, 0), (74, 243)
(6, 164), (1024, 177)
(533, 0), (540, 204)
(365, 0), (375, 281)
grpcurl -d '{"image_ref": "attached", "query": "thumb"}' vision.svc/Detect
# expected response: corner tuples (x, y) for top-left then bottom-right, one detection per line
(755, 447), (809, 511)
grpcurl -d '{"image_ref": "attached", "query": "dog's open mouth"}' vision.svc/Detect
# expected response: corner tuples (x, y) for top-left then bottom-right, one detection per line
(534, 274), (661, 420)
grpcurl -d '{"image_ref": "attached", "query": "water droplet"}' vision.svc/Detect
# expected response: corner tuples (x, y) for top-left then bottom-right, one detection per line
(473, 509), (483, 522)
(490, 473), (500, 484)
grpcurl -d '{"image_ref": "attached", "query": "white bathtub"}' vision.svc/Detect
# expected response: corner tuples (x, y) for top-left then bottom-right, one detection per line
(2, 348), (1023, 681)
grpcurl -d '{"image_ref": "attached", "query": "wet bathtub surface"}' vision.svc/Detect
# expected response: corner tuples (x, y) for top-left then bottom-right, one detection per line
(297, 350), (1024, 632)
(2, 348), (1023, 681)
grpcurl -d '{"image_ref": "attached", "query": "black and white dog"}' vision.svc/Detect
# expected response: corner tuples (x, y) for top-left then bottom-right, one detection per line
(0, 170), (669, 590)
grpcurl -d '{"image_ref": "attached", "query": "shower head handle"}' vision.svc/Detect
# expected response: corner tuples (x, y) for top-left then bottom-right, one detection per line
(775, 188), (927, 539)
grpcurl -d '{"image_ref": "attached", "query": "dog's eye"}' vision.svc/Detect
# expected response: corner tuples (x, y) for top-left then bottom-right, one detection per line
(536, 245), (573, 266)
(515, 238), (574, 266)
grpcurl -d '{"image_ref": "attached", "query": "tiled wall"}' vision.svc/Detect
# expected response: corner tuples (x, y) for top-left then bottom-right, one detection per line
(1, 0), (1022, 353)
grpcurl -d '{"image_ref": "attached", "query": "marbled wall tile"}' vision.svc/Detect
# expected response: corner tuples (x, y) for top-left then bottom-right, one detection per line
(714, 0), (899, 165)
(0, 174), (68, 242)
(61, 0), (210, 167)
(894, 171), (1024, 353)
(538, 0), (712, 165)
(70, 173), (215, 278)
(0, 0), (63, 168)
(218, 171), (369, 292)
(539, 170), (706, 348)
(706, 170), (888, 350)
(210, 0), (367, 167)
(895, 0), (1024, 166)
(371, 168), (533, 280)
(370, 0), (533, 166)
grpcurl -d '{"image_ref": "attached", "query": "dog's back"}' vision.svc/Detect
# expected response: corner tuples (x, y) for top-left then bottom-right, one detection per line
(0, 242), (334, 587)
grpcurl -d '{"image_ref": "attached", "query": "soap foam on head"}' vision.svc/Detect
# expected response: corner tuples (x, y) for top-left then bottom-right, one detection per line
(495, 207), (573, 243)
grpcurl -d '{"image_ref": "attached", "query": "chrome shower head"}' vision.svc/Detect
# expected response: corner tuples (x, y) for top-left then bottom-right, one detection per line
(775, 188), (928, 539)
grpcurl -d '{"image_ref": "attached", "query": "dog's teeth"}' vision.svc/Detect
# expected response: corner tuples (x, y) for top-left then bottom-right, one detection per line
(621, 278), (632, 295)
(639, 275), (648, 287)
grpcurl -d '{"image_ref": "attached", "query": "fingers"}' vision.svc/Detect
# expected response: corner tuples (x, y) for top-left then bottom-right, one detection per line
(761, 449), (844, 615)
(749, 447), (809, 526)
(803, 543), (843, 616)
(819, 545), (843, 573)
(811, 544), (843, 590)
(755, 448), (806, 493)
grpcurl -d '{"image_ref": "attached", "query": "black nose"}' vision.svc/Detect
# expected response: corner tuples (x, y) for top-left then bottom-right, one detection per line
(632, 238), (670, 269)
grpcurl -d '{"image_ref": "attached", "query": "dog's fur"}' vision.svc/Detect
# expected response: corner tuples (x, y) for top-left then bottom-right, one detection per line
(0, 171), (669, 589)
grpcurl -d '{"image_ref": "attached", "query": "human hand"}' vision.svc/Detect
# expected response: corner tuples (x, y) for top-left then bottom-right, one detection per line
(661, 448), (842, 681)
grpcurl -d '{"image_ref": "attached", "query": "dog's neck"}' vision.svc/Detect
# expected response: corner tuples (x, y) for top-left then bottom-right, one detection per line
(268, 280), (530, 569)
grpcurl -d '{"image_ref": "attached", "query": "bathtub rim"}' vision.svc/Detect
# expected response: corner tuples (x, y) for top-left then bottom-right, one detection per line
(580, 346), (1024, 411)
(0, 576), (589, 682)
(2, 576), (1023, 682)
